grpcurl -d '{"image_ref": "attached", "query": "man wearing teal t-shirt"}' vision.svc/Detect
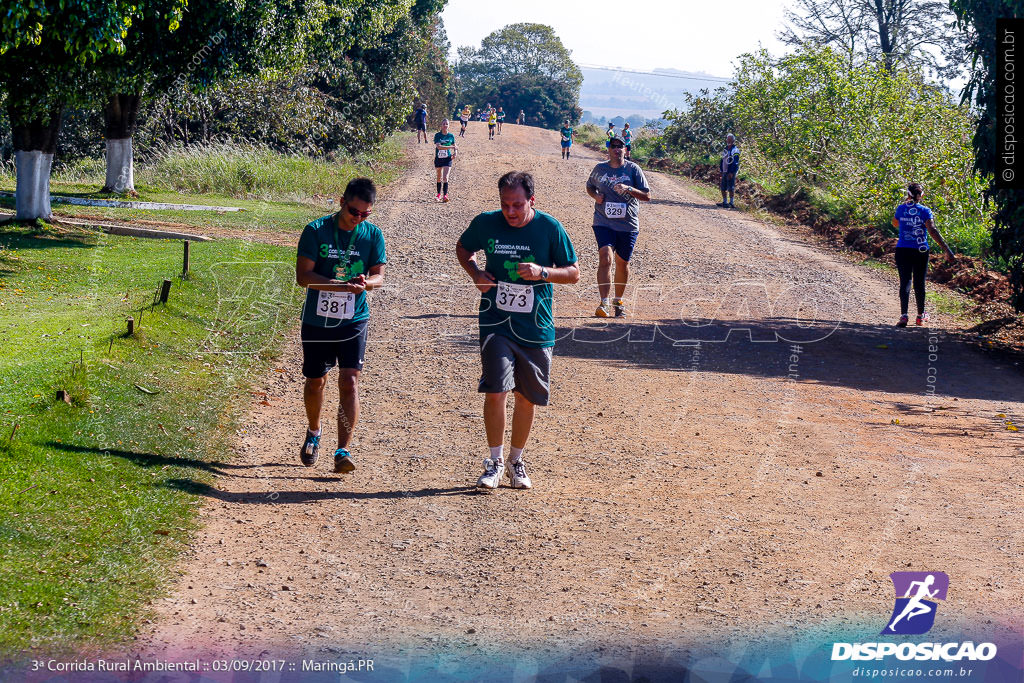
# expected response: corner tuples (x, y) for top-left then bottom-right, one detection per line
(456, 171), (580, 491)
(296, 177), (387, 475)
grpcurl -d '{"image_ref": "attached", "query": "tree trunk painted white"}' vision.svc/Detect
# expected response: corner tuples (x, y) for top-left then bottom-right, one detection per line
(14, 150), (53, 220)
(104, 138), (135, 193)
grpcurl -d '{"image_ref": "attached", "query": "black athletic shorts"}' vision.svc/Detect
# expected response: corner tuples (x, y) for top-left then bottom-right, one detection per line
(301, 320), (368, 377)
(434, 157), (452, 168)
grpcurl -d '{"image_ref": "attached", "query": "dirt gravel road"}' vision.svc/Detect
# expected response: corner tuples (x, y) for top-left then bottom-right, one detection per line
(137, 123), (1024, 666)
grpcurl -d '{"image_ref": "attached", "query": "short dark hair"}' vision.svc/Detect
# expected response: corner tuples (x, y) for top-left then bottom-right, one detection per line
(343, 177), (376, 204)
(498, 171), (534, 198)
(907, 182), (924, 199)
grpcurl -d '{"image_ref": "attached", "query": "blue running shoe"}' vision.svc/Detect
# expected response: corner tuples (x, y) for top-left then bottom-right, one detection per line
(300, 430), (320, 467)
(334, 448), (356, 474)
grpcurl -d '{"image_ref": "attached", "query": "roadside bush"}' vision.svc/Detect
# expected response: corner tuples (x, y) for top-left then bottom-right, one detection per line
(660, 87), (737, 164)
(731, 46), (991, 256)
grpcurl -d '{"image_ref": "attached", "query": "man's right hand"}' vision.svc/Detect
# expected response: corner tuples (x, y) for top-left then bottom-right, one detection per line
(336, 275), (366, 294)
(472, 269), (497, 293)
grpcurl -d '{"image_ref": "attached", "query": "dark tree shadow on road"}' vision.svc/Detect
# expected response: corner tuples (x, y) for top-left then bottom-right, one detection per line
(550, 317), (1024, 403)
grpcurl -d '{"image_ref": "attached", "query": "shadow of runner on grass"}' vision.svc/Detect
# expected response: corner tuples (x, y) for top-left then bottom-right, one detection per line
(161, 478), (478, 502)
(46, 442), (280, 473)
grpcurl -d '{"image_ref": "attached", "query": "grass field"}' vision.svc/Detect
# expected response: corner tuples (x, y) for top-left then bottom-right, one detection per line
(0, 136), (409, 235)
(0, 222), (299, 652)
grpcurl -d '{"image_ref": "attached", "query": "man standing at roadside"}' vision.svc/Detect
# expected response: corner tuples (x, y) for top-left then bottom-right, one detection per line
(586, 136), (651, 318)
(456, 172), (580, 490)
(296, 177), (386, 475)
(719, 133), (740, 208)
(414, 104), (428, 144)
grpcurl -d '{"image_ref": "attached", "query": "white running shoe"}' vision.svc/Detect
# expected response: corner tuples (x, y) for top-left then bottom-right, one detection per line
(507, 459), (533, 489)
(477, 458), (505, 490)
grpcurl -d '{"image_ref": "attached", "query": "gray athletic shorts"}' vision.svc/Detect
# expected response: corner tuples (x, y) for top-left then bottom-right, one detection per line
(478, 333), (553, 406)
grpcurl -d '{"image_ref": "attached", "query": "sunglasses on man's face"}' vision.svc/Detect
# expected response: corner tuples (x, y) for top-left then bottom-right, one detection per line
(344, 203), (372, 219)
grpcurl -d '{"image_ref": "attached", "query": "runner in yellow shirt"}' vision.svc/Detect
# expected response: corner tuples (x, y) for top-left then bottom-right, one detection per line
(487, 109), (498, 140)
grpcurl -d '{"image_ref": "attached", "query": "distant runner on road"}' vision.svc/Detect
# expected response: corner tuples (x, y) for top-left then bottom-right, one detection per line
(892, 182), (955, 327)
(718, 134), (739, 208)
(296, 177), (387, 475)
(605, 122), (616, 148)
(516, 110), (525, 125)
(414, 104), (428, 144)
(622, 122), (633, 160)
(496, 106), (505, 134)
(459, 105), (471, 137)
(433, 119), (457, 202)
(488, 108), (497, 140)
(560, 120), (574, 160)
(456, 171), (580, 491)
(586, 135), (651, 318)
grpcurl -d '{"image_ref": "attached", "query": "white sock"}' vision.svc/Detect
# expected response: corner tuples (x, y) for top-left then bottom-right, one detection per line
(508, 446), (524, 464)
(489, 445), (504, 463)
(601, 297), (609, 306)
(309, 427), (321, 437)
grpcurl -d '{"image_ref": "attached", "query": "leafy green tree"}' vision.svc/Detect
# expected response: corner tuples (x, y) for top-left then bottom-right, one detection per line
(93, 0), (333, 193)
(471, 74), (580, 129)
(455, 23), (582, 125)
(950, 0), (1024, 309)
(299, 0), (447, 152)
(661, 88), (737, 162)
(411, 19), (455, 129)
(0, 0), (148, 218)
(729, 46), (990, 254)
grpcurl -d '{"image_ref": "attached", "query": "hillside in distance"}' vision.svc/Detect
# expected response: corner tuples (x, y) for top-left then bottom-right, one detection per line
(580, 66), (730, 121)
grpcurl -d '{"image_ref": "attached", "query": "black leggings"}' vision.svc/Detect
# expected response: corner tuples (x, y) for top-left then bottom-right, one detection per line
(894, 247), (929, 315)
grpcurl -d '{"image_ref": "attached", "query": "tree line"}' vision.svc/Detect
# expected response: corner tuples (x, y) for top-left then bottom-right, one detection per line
(0, 0), (450, 218)
(648, 0), (1022, 310)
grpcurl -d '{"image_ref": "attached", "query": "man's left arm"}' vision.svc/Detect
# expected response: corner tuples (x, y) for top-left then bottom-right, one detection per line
(516, 261), (580, 284)
(364, 234), (387, 290)
(516, 226), (581, 284)
(616, 168), (651, 202)
(363, 264), (385, 290)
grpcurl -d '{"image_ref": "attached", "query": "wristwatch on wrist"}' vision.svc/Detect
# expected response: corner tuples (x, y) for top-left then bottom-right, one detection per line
(541, 267), (549, 281)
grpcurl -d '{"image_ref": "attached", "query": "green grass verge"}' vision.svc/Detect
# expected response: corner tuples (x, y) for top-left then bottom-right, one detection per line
(925, 289), (978, 320)
(0, 222), (300, 654)
(0, 136), (409, 235)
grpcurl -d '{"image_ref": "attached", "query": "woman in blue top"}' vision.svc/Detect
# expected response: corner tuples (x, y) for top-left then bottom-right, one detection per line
(891, 183), (955, 327)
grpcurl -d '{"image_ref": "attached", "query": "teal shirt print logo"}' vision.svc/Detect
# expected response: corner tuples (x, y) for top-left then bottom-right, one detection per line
(334, 259), (364, 279)
(503, 255), (534, 281)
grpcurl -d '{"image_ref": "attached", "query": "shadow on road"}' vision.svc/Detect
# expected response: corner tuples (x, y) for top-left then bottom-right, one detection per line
(161, 478), (478, 502)
(552, 317), (1024, 403)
